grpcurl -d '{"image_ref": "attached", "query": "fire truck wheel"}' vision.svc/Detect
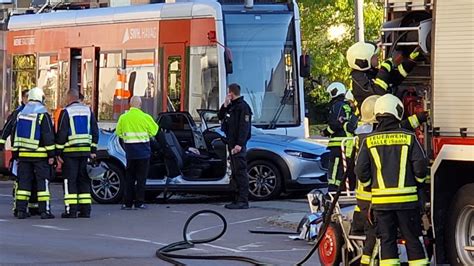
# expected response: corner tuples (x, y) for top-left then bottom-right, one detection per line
(446, 184), (474, 266)
(318, 222), (343, 266)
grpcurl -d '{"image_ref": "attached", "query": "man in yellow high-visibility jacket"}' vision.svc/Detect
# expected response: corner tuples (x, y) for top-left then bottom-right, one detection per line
(116, 96), (158, 210)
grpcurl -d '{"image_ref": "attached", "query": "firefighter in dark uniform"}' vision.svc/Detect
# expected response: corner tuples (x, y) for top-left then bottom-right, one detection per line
(0, 90), (41, 217)
(349, 95), (380, 265)
(321, 82), (358, 191)
(346, 42), (428, 130)
(218, 83), (252, 210)
(56, 90), (99, 218)
(355, 94), (429, 265)
(12, 87), (55, 219)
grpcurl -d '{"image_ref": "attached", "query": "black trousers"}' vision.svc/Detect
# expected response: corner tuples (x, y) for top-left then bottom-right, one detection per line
(12, 178), (38, 213)
(374, 209), (427, 264)
(327, 148), (356, 191)
(351, 201), (377, 265)
(230, 149), (249, 203)
(63, 157), (91, 215)
(15, 160), (51, 213)
(124, 158), (149, 207)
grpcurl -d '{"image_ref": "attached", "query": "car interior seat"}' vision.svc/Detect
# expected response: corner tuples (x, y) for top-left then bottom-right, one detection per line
(157, 116), (210, 179)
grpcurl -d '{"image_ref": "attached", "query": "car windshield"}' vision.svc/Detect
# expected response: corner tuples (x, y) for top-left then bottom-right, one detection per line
(224, 13), (300, 128)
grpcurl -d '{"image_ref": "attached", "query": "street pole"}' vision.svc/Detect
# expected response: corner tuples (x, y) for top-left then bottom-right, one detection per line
(354, 0), (365, 42)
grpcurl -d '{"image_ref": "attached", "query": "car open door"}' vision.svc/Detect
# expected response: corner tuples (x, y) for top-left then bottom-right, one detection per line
(156, 111), (207, 150)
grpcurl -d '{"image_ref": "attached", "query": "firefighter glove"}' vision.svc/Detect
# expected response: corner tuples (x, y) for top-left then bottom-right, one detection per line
(416, 111), (429, 123)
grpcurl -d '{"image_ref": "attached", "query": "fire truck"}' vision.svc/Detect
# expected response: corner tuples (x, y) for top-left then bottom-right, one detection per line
(385, 0), (474, 264)
(317, 0), (474, 265)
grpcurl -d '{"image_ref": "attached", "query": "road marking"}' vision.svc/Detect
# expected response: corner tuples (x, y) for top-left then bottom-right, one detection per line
(202, 243), (307, 254)
(187, 216), (266, 237)
(95, 233), (167, 246)
(171, 210), (188, 214)
(203, 243), (243, 253)
(0, 219), (8, 222)
(244, 248), (309, 253)
(237, 242), (263, 251)
(0, 194), (12, 197)
(32, 225), (70, 231)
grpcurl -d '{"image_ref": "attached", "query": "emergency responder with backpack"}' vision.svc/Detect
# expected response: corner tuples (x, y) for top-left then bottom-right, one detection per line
(321, 82), (358, 191)
(56, 90), (99, 218)
(12, 87), (55, 219)
(346, 42), (428, 130)
(355, 94), (429, 265)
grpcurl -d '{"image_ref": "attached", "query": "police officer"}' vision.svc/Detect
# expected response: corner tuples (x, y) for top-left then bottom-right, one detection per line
(346, 42), (428, 130)
(355, 94), (428, 265)
(350, 95), (380, 265)
(218, 83), (252, 210)
(116, 96), (158, 210)
(12, 87), (55, 219)
(56, 90), (99, 218)
(321, 82), (358, 191)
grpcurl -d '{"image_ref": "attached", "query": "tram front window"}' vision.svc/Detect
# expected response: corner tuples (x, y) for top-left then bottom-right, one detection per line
(224, 13), (300, 128)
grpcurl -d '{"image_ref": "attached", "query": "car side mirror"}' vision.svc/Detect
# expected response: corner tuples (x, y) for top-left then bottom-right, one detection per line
(300, 54), (311, 78)
(224, 49), (233, 74)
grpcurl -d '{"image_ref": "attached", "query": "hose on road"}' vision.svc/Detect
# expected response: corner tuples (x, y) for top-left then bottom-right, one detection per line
(155, 209), (268, 265)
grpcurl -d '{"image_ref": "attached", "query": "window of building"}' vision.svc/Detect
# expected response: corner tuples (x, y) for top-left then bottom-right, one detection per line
(12, 54), (36, 110)
(188, 46), (219, 119)
(98, 52), (122, 121)
(37, 55), (59, 113)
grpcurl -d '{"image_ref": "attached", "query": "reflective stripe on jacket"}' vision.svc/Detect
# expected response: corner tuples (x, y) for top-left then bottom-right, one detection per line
(56, 102), (99, 157)
(12, 102), (55, 159)
(326, 98), (358, 148)
(355, 120), (427, 210)
(115, 107), (159, 159)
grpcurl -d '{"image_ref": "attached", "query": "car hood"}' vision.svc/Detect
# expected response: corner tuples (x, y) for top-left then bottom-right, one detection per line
(250, 133), (327, 153)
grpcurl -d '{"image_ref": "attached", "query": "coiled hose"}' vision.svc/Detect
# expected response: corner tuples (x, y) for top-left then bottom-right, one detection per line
(156, 209), (268, 265)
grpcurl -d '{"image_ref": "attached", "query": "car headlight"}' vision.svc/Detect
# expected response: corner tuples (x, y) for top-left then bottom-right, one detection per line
(285, 150), (320, 160)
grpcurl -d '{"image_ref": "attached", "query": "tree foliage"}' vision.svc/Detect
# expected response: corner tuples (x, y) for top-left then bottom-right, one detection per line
(298, 0), (383, 122)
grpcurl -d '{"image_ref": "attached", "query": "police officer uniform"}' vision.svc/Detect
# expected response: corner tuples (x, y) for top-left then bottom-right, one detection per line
(322, 82), (358, 191)
(56, 98), (99, 218)
(12, 88), (55, 219)
(218, 94), (251, 209)
(355, 94), (428, 265)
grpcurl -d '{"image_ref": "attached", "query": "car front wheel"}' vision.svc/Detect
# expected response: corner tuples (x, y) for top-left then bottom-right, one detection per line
(91, 161), (124, 204)
(247, 160), (282, 201)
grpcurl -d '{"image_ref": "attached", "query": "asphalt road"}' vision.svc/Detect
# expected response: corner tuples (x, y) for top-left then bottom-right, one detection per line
(0, 181), (322, 265)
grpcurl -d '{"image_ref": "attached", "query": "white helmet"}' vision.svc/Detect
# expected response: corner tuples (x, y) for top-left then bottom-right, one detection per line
(374, 94), (404, 121)
(346, 42), (379, 71)
(28, 87), (45, 102)
(360, 95), (381, 123)
(326, 82), (347, 99)
(345, 89), (354, 102)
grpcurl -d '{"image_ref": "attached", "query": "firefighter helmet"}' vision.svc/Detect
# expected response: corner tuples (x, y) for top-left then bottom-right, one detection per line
(345, 89), (355, 102)
(28, 87), (45, 102)
(360, 95), (381, 123)
(374, 94), (404, 121)
(326, 82), (347, 99)
(346, 42), (379, 71)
